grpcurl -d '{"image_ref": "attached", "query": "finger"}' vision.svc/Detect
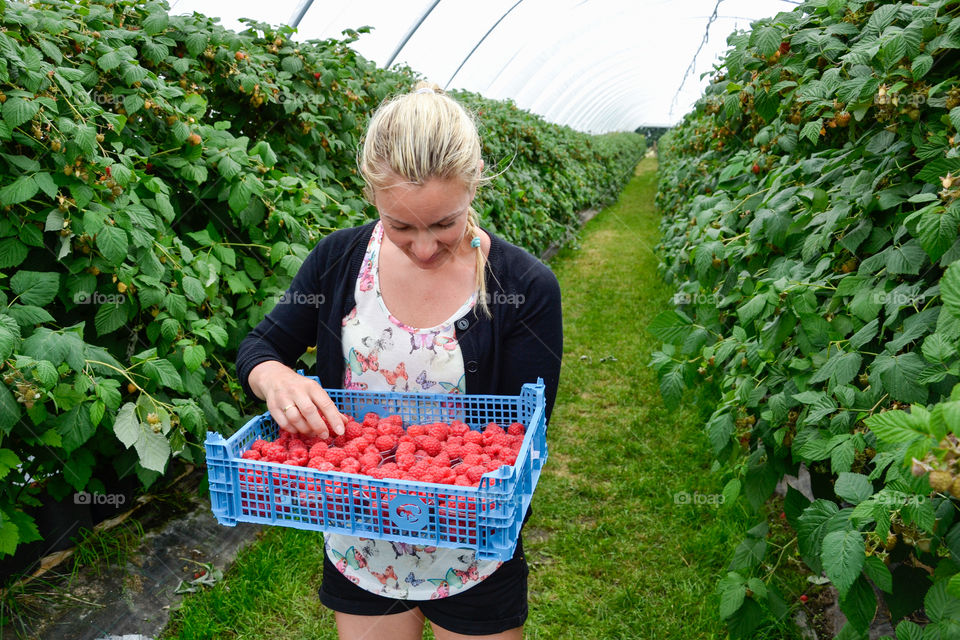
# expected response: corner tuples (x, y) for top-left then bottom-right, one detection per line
(294, 400), (331, 439)
(276, 401), (315, 437)
(311, 387), (345, 436)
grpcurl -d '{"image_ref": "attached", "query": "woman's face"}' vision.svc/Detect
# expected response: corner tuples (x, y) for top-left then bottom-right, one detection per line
(374, 176), (476, 271)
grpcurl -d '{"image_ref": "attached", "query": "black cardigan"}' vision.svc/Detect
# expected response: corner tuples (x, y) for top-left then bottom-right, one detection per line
(236, 221), (563, 422)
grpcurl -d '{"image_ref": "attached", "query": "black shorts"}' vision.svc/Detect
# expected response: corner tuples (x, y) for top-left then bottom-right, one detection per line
(318, 536), (528, 636)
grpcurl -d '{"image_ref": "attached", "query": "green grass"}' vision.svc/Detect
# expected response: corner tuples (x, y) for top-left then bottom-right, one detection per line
(161, 158), (803, 639)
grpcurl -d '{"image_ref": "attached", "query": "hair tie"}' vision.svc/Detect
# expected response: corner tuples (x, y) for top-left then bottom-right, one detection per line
(415, 87), (434, 95)
(470, 236), (481, 249)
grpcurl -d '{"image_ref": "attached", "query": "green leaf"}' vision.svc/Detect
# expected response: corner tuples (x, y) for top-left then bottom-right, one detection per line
(755, 26), (782, 56)
(10, 271), (59, 306)
(865, 409), (928, 444)
(0, 449), (21, 481)
(0, 175), (38, 206)
(94, 298), (129, 336)
(183, 344), (205, 372)
(63, 449), (95, 491)
(719, 575), (747, 619)
(181, 276), (206, 304)
(942, 261), (960, 322)
(56, 403), (96, 454)
(863, 554), (893, 593)
(114, 402), (139, 448)
(648, 310), (692, 343)
(143, 358), (184, 392)
(2, 97), (40, 128)
(835, 472), (873, 504)
(839, 575), (877, 632)
(925, 579), (960, 625)
(96, 225), (129, 266)
(0, 512), (20, 556)
(135, 426), (170, 473)
(142, 10), (169, 35)
(822, 529), (865, 599)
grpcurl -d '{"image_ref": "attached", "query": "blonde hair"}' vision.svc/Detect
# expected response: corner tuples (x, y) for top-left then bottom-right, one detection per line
(359, 81), (491, 318)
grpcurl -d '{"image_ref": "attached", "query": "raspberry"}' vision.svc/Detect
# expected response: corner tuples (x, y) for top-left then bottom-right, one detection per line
(416, 435), (442, 456)
(340, 458), (361, 474)
(333, 434), (350, 448)
(242, 449), (262, 460)
(462, 453), (481, 467)
(308, 442), (328, 459)
(484, 422), (505, 436)
(364, 444), (380, 456)
(362, 412), (380, 427)
(484, 444), (503, 458)
(396, 441), (417, 456)
(378, 415), (403, 432)
(427, 423), (449, 441)
(344, 421), (363, 440)
(463, 430), (483, 445)
(286, 454), (308, 467)
(463, 442), (483, 456)
(444, 443), (464, 461)
(484, 432), (511, 449)
(360, 452), (380, 469)
(449, 421), (470, 437)
(446, 435), (463, 448)
(342, 442), (362, 459)
(251, 439), (270, 452)
(375, 434), (398, 452)
(308, 458), (335, 471)
(325, 448), (348, 466)
(466, 466), (485, 483)
(507, 422), (525, 436)
(407, 424), (428, 437)
(397, 454), (417, 471)
(432, 451), (451, 468)
(499, 451), (517, 465)
(454, 475), (472, 486)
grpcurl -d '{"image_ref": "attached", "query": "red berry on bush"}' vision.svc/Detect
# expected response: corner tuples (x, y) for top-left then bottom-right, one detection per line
(800, 594), (808, 603)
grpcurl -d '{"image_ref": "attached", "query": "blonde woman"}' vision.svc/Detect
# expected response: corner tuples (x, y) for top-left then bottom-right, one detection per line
(237, 81), (563, 639)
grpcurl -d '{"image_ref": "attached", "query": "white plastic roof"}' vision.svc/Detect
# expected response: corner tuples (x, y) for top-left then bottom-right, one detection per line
(168, 0), (799, 133)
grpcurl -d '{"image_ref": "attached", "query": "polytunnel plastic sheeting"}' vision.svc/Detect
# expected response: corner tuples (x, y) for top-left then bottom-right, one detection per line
(167, 0), (803, 132)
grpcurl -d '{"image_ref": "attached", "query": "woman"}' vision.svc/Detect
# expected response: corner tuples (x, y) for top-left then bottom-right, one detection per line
(236, 81), (563, 639)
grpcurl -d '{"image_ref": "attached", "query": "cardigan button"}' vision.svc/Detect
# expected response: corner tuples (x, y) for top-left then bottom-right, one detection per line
(456, 318), (469, 330)
(465, 360), (479, 373)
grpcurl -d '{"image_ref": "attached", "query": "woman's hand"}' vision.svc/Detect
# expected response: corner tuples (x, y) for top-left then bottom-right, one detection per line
(247, 361), (348, 438)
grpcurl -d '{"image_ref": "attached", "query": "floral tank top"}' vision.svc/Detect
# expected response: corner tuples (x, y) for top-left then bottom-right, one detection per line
(325, 221), (502, 599)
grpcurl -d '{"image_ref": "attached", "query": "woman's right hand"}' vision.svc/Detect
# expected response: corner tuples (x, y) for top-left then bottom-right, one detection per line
(247, 361), (348, 439)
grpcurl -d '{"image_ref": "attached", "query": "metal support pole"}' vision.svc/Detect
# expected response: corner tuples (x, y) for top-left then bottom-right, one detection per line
(386, 0), (443, 69)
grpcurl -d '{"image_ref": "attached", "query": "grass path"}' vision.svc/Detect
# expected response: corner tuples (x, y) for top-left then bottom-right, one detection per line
(161, 157), (756, 639)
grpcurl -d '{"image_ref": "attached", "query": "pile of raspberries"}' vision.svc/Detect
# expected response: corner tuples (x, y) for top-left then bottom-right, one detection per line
(240, 412), (526, 487)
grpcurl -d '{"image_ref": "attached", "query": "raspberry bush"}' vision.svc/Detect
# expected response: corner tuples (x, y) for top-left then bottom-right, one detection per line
(650, 1), (960, 637)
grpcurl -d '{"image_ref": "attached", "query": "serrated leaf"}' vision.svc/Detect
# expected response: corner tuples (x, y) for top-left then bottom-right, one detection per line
(822, 529), (865, 599)
(183, 344), (205, 372)
(94, 298), (129, 336)
(181, 276), (206, 304)
(10, 271), (59, 306)
(648, 310), (693, 343)
(135, 426), (170, 472)
(0, 175), (38, 206)
(114, 402), (139, 448)
(835, 472), (873, 504)
(943, 261), (960, 322)
(865, 409), (928, 444)
(96, 225), (129, 266)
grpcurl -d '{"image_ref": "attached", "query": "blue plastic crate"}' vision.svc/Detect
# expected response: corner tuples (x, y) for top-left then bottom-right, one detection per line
(205, 377), (547, 561)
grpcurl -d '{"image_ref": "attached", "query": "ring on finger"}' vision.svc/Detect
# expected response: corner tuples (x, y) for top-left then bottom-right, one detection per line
(281, 403), (296, 412)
